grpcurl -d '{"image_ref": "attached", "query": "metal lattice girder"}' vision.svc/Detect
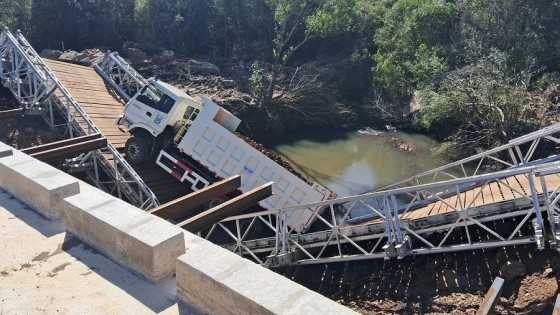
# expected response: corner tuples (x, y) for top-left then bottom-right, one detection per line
(0, 28), (56, 110)
(94, 51), (148, 100)
(0, 28), (159, 210)
(203, 159), (560, 267)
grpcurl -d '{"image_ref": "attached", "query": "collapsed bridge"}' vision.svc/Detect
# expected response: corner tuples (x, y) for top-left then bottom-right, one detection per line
(2, 28), (560, 268)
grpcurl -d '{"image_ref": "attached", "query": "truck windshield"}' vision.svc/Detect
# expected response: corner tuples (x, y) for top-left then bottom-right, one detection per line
(136, 85), (175, 114)
(142, 85), (163, 103)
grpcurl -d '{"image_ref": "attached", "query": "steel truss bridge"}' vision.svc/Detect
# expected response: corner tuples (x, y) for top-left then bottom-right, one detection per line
(0, 28), (157, 209)
(2, 28), (560, 267)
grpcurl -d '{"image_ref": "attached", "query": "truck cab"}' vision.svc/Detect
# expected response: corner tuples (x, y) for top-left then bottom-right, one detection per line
(116, 80), (202, 164)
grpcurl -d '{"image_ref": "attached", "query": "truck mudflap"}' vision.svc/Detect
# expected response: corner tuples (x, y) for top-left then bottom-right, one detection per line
(156, 150), (210, 190)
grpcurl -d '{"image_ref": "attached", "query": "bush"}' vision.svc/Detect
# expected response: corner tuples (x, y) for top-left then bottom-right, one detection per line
(420, 50), (533, 154)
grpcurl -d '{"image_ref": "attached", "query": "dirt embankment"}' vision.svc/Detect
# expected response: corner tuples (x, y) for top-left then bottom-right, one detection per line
(0, 88), (60, 149)
(282, 245), (560, 314)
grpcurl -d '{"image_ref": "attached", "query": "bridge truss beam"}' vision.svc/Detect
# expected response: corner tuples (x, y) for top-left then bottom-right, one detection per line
(0, 28), (158, 209)
(205, 161), (560, 267)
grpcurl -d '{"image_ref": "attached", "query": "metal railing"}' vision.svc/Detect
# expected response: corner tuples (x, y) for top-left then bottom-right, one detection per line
(204, 159), (560, 267)
(94, 51), (148, 100)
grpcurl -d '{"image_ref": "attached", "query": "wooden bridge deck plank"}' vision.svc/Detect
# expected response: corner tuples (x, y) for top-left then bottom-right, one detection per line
(45, 59), (191, 205)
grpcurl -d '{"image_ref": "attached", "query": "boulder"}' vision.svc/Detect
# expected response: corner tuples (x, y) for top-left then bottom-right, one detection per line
(187, 59), (220, 75)
(127, 48), (148, 66)
(80, 48), (104, 61)
(222, 79), (236, 89)
(500, 261), (526, 280)
(39, 49), (63, 60)
(59, 50), (90, 63)
(152, 50), (175, 65)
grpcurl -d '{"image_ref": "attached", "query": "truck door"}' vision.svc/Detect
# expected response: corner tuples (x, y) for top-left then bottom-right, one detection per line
(131, 85), (175, 135)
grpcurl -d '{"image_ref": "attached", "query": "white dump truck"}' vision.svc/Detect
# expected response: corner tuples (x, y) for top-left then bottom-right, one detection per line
(116, 80), (333, 232)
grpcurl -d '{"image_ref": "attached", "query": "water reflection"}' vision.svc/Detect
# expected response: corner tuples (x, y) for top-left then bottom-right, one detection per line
(270, 128), (449, 197)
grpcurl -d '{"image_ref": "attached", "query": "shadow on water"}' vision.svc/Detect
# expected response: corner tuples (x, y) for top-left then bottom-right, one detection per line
(262, 127), (353, 147)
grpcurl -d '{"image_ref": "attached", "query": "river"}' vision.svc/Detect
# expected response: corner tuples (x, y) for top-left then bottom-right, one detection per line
(267, 127), (450, 197)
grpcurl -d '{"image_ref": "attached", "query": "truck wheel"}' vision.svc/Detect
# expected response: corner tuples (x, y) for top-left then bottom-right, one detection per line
(125, 136), (150, 165)
(206, 196), (230, 210)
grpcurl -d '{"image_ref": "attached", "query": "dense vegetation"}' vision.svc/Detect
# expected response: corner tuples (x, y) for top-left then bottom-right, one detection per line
(2, 0), (560, 155)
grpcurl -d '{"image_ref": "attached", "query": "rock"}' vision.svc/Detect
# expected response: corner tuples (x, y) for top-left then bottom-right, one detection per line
(162, 50), (174, 60)
(80, 48), (104, 61)
(58, 50), (76, 60)
(543, 267), (553, 277)
(222, 79), (236, 89)
(56, 50), (91, 64)
(39, 49), (63, 60)
(126, 48), (148, 66)
(187, 59), (220, 75)
(500, 261), (526, 280)
(465, 309), (476, 315)
(152, 50), (174, 64)
(514, 274), (557, 309)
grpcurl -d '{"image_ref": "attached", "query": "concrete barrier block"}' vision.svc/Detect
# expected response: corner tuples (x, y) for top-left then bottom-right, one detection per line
(0, 151), (80, 220)
(177, 232), (357, 315)
(63, 189), (186, 283)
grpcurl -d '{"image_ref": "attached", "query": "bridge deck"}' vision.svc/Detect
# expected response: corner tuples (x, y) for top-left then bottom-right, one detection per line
(406, 174), (558, 219)
(45, 60), (189, 203)
(354, 172), (560, 228)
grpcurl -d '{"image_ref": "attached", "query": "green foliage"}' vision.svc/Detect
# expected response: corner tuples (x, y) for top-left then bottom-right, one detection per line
(373, 0), (456, 102)
(29, 0), (135, 50)
(0, 0), (31, 31)
(420, 50), (533, 152)
(249, 61), (264, 97)
(2, 0), (559, 147)
(457, 0), (560, 71)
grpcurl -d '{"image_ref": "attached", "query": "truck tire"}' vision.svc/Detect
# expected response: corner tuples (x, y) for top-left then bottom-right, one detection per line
(205, 196), (230, 210)
(125, 136), (150, 165)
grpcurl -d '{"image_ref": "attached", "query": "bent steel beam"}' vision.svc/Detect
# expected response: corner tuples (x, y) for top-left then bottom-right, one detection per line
(149, 175), (241, 221)
(180, 182), (273, 233)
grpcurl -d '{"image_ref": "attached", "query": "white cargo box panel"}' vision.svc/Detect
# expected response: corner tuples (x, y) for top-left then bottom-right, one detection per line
(178, 98), (331, 233)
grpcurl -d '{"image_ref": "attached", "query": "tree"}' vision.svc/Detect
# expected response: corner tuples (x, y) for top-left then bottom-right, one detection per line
(255, 0), (321, 110)
(420, 50), (534, 153)
(0, 0), (31, 32)
(29, 0), (134, 51)
(372, 0), (456, 103)
(457, 0), (560, 73)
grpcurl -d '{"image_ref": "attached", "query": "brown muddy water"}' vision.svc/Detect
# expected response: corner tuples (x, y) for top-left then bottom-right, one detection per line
(268, 127), (450, 197)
